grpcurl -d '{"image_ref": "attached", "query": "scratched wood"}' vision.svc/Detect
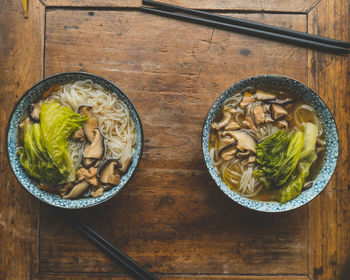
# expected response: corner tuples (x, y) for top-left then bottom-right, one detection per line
(307, 0), (350, 279)
(1, 0), (350, 279)
(42, 0), (320, 13)
(39, 10), (309, 276)
(0, 0), (44, 279)
(34, 273), (310, 280)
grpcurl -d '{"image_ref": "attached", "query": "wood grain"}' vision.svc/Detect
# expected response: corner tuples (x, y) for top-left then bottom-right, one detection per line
(308, 0), (350, 279)
(0, 0), (44, 279)
(1, 0), (349, 279)
(40, 9), (309, 276)
(42, 0), (320, 13)
(34, 272), (310, 279)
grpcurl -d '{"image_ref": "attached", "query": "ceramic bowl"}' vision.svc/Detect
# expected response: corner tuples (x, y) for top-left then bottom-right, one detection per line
(7, 72), (143, 209)
(202, 75), (338, 212)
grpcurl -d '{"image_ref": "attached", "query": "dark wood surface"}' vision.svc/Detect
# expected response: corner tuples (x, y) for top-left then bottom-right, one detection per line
(0, 0), (349, 279)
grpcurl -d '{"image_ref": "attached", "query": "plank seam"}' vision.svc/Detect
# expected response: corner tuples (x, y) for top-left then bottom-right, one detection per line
(305, 0), (322, 13)
(38, 0), (47, 7)
(37, 271), (310, 277)
(44, 5), (308, 15)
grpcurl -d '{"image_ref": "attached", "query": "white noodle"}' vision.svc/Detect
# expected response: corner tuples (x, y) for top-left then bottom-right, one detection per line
(49, 80), (136, 167)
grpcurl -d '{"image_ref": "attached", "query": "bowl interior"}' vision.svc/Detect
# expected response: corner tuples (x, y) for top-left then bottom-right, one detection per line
(7, 72), (143, 209)
(202, 75), (338, 212)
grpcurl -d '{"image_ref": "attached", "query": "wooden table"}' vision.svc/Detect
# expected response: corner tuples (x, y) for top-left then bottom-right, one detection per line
(1, 0), (349, 279)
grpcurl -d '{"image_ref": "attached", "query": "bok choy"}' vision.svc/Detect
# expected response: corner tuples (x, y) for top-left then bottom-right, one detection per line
(254, 123), (318, 203)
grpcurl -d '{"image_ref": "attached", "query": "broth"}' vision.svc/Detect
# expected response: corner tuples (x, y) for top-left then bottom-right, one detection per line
(209, 86), (326, 203)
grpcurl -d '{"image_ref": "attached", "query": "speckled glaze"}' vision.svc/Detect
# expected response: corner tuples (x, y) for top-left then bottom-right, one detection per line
(202, 75), (338, 212)
(7, 72), (143, 209)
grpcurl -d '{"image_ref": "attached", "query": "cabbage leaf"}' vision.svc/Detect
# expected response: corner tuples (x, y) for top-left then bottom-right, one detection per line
(18, 101), (87, 184)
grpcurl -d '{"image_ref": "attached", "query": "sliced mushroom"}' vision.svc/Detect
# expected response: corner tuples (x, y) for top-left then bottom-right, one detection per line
(221, 145), (237, 161)
(237, 150), (251, 158)
(78, 105), (99, 142)
(271, 104), (288, 120)
(271, 97), (293, 105)
(98, 159), (121, 185)
(245, 103), (253, 116)
(240, 92), (255, 109)
(242, 156), (256, 166)
(229, 130), (256, 153)
(28, 102), (41, 122)
(243, 116), (258, 132)
(83, 158), (97, 168)
(63, 181), (90, 199)
(262, 104), (271, 113)
(83, 129), (105, 159)
(265, 114), (274, 123)
(78, 105), (93, 117)
(252, 104), (265, 125)
(19, 117), (31, 129)
(225, 120), (241, 130)
(73, 128), (85, 141)
(248, 156), (256, 163)
(38, 183), (58, 194)
(316, 138), (326, 146)
(220, 131), (237, 144)
(255, 90), (276, 101)
(58, 182), (73, 197)
(83, 118), (99, 142)
(276, 119), (288, 129)
(303, 181), (313, 190)
(212, 109), (231, 130)
(119, 157), (132, 173)
(103, 184), (114, 191)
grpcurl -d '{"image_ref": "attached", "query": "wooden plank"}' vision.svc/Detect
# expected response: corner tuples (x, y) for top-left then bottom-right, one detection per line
(44, 10), (308, 171)
(42, 0), (319, 13)
(308, 0), (350, 279)
(40, 168), (308, 274)
(35, 272), (310, 279)
(39, 9), (311, 276)
(0, 0), (45, 279)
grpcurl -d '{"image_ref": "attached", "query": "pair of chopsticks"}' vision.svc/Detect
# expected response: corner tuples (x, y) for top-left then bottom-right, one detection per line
(140, 0), (350, 55)
(57, 210), (158, 280)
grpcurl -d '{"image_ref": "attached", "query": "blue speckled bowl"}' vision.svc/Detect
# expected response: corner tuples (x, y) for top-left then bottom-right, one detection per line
(202, 75), (338, 212)
(7, 72), (143, 209)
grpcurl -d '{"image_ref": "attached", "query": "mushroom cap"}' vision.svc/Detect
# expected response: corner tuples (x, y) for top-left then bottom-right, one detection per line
(271, 104), (288, 120)
(62, 181), (90, 199)
(98, 159), (120, 186)
(229, 130), (256, 153)
(83, 128), (105, 159)
(28, 102), (41, 122)
(255, 90), (276, 101)
(83, 117), (99, 142)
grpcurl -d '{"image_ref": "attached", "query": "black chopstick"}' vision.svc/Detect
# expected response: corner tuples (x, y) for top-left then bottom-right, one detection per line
(143, 0), (350, 49)
(58, 210), (158, 280)
(140, 6), (350, 55)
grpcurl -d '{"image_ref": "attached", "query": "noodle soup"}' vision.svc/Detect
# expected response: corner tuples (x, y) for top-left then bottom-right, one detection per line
(17, 80), (137, 199)
(209, 87), (326, 203)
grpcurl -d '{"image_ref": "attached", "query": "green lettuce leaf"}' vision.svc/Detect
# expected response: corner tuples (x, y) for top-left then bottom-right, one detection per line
(40, 101), (88, 182)
(18, 123), (65, 184)
(18, 101), (87, 184)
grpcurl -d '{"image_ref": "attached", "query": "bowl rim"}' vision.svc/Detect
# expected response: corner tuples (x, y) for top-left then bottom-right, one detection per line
(7, 71), (144, 209)
(201, 74), (339, 212)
